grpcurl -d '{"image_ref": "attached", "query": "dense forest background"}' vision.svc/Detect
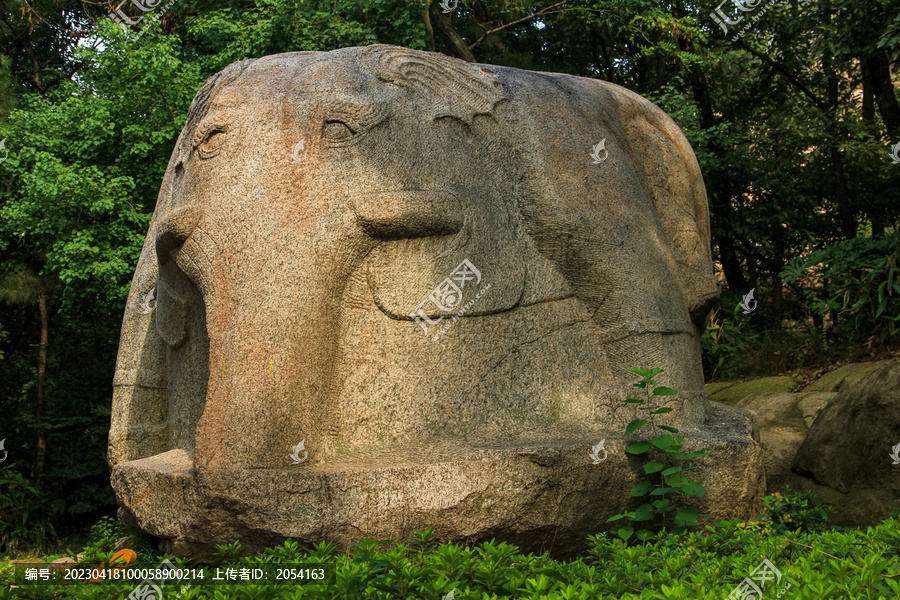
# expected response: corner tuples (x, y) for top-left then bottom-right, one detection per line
(0, 0), (898, 553)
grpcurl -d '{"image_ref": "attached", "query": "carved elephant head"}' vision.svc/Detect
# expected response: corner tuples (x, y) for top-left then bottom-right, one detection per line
(110, 45), (719, 478)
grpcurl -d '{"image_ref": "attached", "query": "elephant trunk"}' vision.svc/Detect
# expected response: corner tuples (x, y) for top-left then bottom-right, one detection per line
(156, 205), (372, 472)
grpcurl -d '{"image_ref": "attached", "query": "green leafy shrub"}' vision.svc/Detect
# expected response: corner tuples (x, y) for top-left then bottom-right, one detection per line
(758, 487), (836, 534)
(700, 290), (837, 381)
(213, 541), (246, 564)
(3, 517), (900, 599)
(606, 367), (710, 540)
(74, 516), (122, 564)
(0, 470), (58, 557)
(701, 293), (761, 380)
(781, 232), (900, 346)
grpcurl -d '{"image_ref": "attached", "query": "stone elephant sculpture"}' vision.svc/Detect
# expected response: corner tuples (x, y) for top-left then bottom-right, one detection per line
(109, 45), (761, 559)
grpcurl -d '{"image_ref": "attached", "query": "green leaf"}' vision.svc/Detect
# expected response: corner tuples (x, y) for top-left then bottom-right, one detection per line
(624, 398), (644, 404)
(630, 481), (655, 497)
(681, 481), (706, 496)
(626, 441), (652, 455)
(616, 526), (634, 541)
(651, 435), (676, 451)
(652, 386), (679, 396)
(652, 499), (671, 509)
(665, 473), (688, 487)
(649, 487), (676, 496)
(660, 466), (683, 476)
(658, 425), (679, 433)
(674, 506), (700, 527)
(606, 514), (627, 523)
(649, 407), (673, 415)
(631, 504), (656, 521)
(643, 460), (666, 474)
(625, 419), (647, 435)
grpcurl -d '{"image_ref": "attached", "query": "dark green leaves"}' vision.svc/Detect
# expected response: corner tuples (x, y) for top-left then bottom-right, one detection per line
(625, 419), (647, 435)
(606, 368), (709, 536)
(643, 461), (666, 474)
(652, 386), (679, 396)
(630, 481), (654, 496)
(626, 441), (652, 455)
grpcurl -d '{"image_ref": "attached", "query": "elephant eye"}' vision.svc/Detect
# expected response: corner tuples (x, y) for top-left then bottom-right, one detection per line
(323, 120), (356, 142)
(197, 129), (227, 158)
(193, 120), (230, 159)
(320, 100), (386, 147)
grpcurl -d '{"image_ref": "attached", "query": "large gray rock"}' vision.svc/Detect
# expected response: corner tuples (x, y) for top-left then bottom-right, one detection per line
(735, 392), (831, 490)
(109, 44), (763, 559)
(793, 361), (900, 500)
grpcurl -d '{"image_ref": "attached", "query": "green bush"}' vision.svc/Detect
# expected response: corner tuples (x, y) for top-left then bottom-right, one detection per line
(0, 470), (58, 557)
(758, 488), (836, 535)
(781, 232), (900, 346)
(74, 516), (122, 564)
(3, 516), (900, 599)
(700, 291), (760, 380)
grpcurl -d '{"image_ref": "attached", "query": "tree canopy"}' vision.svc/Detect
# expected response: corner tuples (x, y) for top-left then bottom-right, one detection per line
(0, 0), (898, 541)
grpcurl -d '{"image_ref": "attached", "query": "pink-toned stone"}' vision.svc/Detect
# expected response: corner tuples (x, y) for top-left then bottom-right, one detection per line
(110, 45), (762, 559)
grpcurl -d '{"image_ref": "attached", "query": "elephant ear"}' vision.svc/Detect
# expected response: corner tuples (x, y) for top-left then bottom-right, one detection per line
(359, 45), (506, 124)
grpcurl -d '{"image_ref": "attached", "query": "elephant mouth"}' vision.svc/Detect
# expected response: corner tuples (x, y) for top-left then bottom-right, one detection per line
(352, 187), (529, 321)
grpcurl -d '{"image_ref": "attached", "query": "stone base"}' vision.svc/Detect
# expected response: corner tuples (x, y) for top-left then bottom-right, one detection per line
(111, 403), (765, 561)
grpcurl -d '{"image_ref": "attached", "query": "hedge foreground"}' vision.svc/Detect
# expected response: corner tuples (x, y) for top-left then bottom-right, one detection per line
(2, 512), (900, 600)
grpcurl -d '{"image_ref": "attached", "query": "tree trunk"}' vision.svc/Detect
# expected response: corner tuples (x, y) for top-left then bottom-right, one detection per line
(822, 22), (856, 239)
(429, 1), (476, 62)
(866, 51), (900, 140)
(421, 2), (436, 51)
(34, 292), (48, 492)
(860, 60), (884, 236)
(677, 30), (747, 291)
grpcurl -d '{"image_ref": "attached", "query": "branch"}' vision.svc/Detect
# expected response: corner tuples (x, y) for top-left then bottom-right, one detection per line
(469, 1), (565, 51)
(734, 39), (827, 111)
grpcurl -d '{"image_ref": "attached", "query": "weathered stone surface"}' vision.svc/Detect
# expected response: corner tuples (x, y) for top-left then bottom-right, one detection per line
(113, 405), (764, 561)
(705, 381), (738, 398)
(802, 359), (899, 393)
(793, 362), (900, 516)
(707, 376), (795, 406)
(796, 393), (833, 429)
(109, 44), (762, 558)
(735, 392), (831, 490)
(779, 472), (899, 528)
